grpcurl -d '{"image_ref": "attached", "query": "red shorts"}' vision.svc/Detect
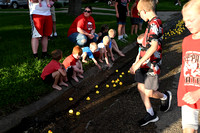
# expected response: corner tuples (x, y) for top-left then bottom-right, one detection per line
(32, 14), (53, 36)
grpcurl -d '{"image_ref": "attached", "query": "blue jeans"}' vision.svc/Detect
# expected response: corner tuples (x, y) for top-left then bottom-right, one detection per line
(68, 32), (98, 46)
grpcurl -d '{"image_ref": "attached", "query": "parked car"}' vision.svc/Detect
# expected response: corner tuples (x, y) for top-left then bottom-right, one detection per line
(0, 0), (28, 9)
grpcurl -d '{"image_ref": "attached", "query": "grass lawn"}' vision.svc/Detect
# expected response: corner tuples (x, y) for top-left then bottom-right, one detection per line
(0, 0), (186, 115)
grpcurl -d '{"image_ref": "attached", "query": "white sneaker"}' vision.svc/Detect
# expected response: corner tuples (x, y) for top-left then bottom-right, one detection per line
(118, 38), (128, 43)
(123, 34), (128, 38)
(50, 33), (53, 37)
(54, 32), (57, 37)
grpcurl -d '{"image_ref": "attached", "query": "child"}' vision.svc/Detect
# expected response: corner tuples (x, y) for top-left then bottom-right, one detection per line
(97, 24), (109, 44)
(108, 29), (125, 61)
(178, 0), (200, 132)
(63, 45), (84, 82)
(130, 0), (140, 35)
(98, 36), (112, 68)
(134, 33), (144, 64)
(129, 0), (172, 126)
(82, 42), (102, 70)
(41, 49), (68, 90)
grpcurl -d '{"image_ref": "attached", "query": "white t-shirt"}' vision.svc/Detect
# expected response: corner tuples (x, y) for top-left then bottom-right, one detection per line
(29, 0), (51, 16)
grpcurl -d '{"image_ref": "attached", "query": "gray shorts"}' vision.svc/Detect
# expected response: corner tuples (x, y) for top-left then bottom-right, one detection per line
(182, 105), (199, 130)
(135, 69), (159, 91)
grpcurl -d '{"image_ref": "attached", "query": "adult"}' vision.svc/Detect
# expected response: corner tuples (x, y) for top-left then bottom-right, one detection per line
(67, 6), (98, 47)
(29, 0), (53, 59)
(114, 0), (130, 42)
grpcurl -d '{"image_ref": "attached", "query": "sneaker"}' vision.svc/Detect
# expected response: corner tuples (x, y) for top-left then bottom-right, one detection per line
(175, 3), (179, 5)
(41, 53), (51, 59)
(123, 34), (128, 38)
(54, 32), (57, 37)
(50, 33), (53, 37)
(138, 112), (159, 126)
(160, 91), (172, 112)
(118, 38), (128, 43)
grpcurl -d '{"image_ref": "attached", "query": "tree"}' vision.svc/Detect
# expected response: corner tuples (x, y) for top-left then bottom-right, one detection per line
(68, 0), (82, 16)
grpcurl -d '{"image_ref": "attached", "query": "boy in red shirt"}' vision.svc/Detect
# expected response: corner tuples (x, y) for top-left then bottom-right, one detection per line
(41, 49), (68, 90)
(63, 46), (84, 82)
(178, 0), (200, 132)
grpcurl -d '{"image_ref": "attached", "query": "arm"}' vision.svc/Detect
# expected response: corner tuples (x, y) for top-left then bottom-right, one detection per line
(58, 68), (66, 77)
(126, 2), (130, 17)
(77, 27), (94, 39)
(182, 89), (200, 104)
(104, 48), (111, 67)
(92, 58), (102, 70)
(129, 51), (140, 74)
(131, 40), (158, 74)
(72, 65), (84, 74)
(130, 2), (136, 17)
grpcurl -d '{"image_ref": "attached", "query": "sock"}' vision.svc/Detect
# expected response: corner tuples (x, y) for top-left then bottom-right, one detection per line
(160, 94), (167, 100)
(147, 107), (154, 116)
(118, 35), (123, 40)
(42, 52), (47, 56)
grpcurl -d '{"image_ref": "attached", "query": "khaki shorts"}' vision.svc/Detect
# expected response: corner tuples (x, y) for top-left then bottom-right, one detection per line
(135, 69), (159, 91)
(50, 6), (56, 22)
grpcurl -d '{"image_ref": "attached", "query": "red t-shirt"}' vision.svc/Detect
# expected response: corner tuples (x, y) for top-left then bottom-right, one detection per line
(131, 0), (139, 18)
(67, 14), (96, 37)
(62, 54), (78, 69)
(41, 60), (61, 80)
(177, 35), (200, 109)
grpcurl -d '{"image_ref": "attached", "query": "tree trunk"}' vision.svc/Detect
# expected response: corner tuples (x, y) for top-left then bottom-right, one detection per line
(68, 0), (82, 16)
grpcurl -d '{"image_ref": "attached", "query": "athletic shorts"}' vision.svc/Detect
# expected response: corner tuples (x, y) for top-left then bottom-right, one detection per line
(135, 69), (159, 91)
(50, 6), (56, 22)
(182, 105), (199, 130)
(43, 73), (54, 84)
(130, 17), (140, 25)
(31, 14), (53, 38)
(116, 12), (127, 25)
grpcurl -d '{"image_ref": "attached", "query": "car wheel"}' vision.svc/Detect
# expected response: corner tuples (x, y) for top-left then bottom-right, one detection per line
(12, 2), (18, 9)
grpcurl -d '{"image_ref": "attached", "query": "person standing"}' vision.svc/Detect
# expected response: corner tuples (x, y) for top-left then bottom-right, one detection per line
(50, 0), (57, 37)
(129, 0), (172, 126)
(178, 0), (200, 132)
(29, 0), (53, 59)
(114, 0), (130, 43)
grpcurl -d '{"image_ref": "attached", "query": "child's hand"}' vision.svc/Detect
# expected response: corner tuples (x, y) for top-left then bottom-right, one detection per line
(182, 91), (200, 104)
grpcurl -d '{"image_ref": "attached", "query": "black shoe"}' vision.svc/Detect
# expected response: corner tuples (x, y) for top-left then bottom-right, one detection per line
(160, 91), (172, 112)
(138, 112), (159, 126)
(41, 53), (51, 59)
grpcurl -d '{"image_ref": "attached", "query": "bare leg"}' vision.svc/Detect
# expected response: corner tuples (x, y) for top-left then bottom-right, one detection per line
(52, 21), (57, 35)
(41, 36), (48, 52)
(52, 71), (62, 90)
(131, 25), (134, 35)
(118, 24), (123, 38)
(135, 25), (138, 35)
(183, 128), (197, 133)
(112, 39), (125, 56)
(31, 37), (40, 54)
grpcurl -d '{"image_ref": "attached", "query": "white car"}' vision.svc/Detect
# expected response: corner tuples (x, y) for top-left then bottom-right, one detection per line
(0, 0), (28, 9)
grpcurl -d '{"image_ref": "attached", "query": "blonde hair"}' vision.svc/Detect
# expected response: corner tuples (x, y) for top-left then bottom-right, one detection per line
(89, 42), (98, 49)
(72, 45), (83, 55)
(51, 49), (62, 60)
(182, 0), (200, 15)
(137, 0), (156, 12)
(137, 33), (145, 44)
(108, 29), (116, 37)
(103, 36), (110, 46)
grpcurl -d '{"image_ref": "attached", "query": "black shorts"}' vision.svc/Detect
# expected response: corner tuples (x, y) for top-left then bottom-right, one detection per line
(43, 73), (54, 84)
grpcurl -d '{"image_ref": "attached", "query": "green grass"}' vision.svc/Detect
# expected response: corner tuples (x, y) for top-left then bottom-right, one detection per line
(0, 11), (141, 115)
(0, 0), (182, 115)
